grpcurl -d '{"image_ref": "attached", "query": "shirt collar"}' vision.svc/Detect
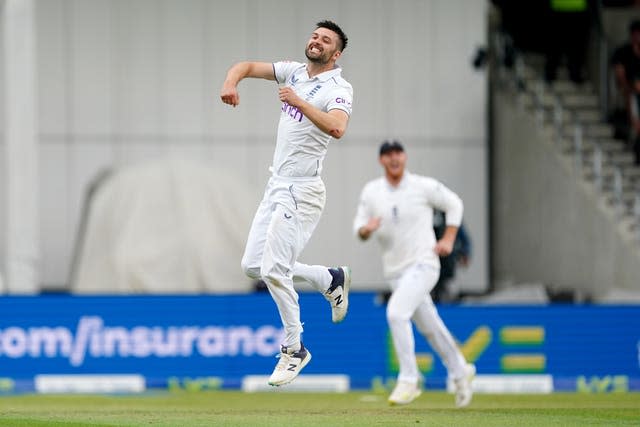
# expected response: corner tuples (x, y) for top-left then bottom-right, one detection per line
(385, 170), (410, 190)
(303, 64), (342, 82)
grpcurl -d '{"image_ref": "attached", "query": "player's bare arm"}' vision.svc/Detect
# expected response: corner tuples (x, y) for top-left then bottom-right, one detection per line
(221, 61), (275, 107)
(358, 217), (381, 241)
(434, 225), (459, 256)
(278, 86), (349, 139)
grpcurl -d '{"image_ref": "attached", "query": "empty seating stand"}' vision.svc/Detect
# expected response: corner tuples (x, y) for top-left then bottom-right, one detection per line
(515, 59), (640, 240)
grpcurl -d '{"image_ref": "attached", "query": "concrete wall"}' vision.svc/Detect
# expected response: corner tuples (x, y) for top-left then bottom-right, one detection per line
(492, 89), (640, 298)
(1, 0), (488, 292)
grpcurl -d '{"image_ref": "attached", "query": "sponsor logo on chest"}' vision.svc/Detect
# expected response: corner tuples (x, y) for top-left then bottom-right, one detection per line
(281, 81), (324, 122)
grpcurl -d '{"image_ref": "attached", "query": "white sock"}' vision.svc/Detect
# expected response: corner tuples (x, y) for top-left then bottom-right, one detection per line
(285, 342), (301, 353)
(293, 262), (332, 293)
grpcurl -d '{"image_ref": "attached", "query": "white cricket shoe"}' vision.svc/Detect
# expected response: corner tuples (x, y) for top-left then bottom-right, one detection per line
(454, 363), (476, 408)
(388, 381), (422, 405)
(324, 266), (351, 323)
(267, 343), (312, 386)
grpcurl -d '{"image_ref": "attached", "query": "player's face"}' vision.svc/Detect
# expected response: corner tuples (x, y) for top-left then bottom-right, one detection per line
(379, 150), (406, 179)
(305, 27), (341, 65)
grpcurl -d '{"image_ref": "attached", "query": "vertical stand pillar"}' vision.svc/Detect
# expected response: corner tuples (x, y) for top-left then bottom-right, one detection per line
(3, 0), (39, 293)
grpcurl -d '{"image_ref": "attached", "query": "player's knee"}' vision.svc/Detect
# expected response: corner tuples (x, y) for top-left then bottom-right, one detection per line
(260, 262), (289, 288)
(241, 260), (261, 280)
(261, 271), (283, 288)
(386, 305), (411, 324)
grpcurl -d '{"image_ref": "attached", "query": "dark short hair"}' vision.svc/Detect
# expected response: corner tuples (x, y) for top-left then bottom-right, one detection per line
(631, 20), (640, 34)
(379, 140), (404, 156)
(316, 20), (348, 51)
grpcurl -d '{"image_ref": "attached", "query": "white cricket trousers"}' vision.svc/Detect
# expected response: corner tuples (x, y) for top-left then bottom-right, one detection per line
(387, 263), (467, 385)
(241, 175), (330, 348)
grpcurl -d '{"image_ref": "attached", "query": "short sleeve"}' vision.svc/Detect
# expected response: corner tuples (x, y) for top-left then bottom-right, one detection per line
(326, 84), (353, 116)
(273, 61), (304, 85)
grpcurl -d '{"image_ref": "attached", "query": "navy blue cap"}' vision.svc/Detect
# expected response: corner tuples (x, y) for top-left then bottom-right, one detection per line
(379, 140), (404, 156)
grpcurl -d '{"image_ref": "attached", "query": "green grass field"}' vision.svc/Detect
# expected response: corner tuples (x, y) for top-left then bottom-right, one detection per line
(0, 391), (638, 426)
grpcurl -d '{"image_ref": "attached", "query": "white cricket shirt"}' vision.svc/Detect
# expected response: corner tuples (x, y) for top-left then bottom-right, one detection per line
(353, 172), (463, 278)
(271, 61), (353, 177)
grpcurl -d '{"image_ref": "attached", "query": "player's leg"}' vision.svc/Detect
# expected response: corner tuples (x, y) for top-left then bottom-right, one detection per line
(240, 182), (273, 280)
(290, 180), (350, 323)
(292, 263), (331, 292)
(261, 199), (310, 386)
(290, 179), (327, 293)
(261, 181), (323, 385)
(385, 264), (432, 404)
(261, 201), (303, 347)
(412, 299), (469, 372)
(293, 262), (351, 323)
(412, 277), (475, 407)
(240, 180), (310, 386)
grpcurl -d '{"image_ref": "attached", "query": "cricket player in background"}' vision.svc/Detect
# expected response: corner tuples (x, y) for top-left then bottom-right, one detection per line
(353, 140), (475, 406)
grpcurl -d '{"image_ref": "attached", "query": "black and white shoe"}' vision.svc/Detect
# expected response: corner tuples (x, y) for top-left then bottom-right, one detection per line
(324, 266), (351, 323)
(268, 343), (312, 386)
